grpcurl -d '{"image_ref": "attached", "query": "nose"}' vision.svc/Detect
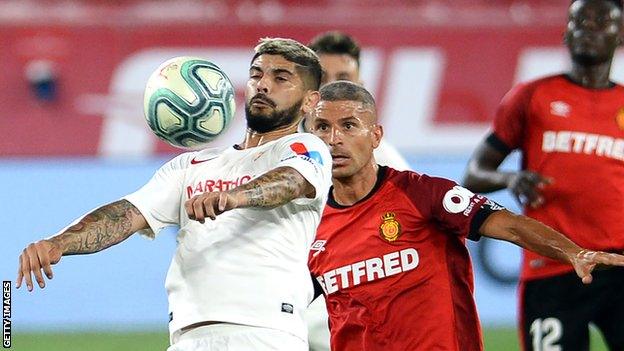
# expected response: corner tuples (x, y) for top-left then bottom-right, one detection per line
(328, 127), (343, 146)
(256, 75), (270, 94)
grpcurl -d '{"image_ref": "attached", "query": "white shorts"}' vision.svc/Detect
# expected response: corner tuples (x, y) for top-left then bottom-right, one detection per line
(167, 323), (308, 351)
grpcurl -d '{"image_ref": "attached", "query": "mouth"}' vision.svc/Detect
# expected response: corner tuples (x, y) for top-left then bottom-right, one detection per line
(251, 98), (274, 108)
(331, 153), (350, 166)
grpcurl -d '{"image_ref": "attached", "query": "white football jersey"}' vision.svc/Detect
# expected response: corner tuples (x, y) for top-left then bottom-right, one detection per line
(124, 133), (332, 343)
(374, 139), (411, 171)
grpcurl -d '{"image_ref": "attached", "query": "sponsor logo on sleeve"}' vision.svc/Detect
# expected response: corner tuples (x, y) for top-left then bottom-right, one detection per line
(289, 142), (324, 165)
(310, 240), (327, 257)
(443, 186), (476, 214)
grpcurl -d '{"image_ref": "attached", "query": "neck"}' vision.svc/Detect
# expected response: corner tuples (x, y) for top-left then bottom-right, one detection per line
(238, 119), (301, 149)
(569, 60), (613, 89)
(332, 160), (379, 206)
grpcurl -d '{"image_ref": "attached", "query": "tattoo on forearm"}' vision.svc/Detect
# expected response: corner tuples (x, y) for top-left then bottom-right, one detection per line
(49, 200), (141, 255)
(233, 167), (311, 208)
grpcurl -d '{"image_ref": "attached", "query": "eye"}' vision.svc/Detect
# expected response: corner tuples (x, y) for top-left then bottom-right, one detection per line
(344, 122), (356, 129)
(276, 76), (288, 82)
(316, 123), (329, 131)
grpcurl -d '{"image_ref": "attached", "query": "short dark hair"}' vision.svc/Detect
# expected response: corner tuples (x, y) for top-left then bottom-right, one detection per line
(571, 0), (623, 10)
(308, 31), (361, 66)
(252, 37), (322, 90)
(319, 81), (376, 109)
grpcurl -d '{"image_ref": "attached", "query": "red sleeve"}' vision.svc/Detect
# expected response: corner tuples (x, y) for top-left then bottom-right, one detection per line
(404, 173), (501, 239)
(492, 82), (534, 150)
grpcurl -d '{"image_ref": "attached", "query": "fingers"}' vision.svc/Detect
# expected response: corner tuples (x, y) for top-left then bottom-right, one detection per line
(17, 253), (27, 290)
(218, 192), (228, 212)
(16, 258), (23, 289)
(573, 250), (624, 284)
(26, 243), (46, 289)
(510, 172), (552, 208)
(184, 197), (197, 222)
(185, 193), (220, 223)
(18, 250), (34, 291)
(572, 259), (595, 285)
(35, 242), (54, 280)
(593, 252), (624, 266)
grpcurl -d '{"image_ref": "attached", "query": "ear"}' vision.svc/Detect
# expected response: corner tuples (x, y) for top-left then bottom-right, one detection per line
(301, 91), (321, 115)
(372, 124), (383, 149)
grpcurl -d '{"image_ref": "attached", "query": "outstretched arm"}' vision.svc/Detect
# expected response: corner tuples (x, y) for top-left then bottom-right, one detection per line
(185, 166), (315, 223)
(480, 209), (624, 284)
(17, 199), (148, 291)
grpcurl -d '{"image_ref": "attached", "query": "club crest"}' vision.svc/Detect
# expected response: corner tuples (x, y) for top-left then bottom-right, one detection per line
(616, 107), (624, 131)
(379, 212), (401, 242)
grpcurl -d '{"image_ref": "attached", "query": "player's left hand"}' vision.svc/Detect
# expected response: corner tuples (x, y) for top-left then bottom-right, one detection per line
(571, 249), (624, 284)
(185, 191), (239, 223)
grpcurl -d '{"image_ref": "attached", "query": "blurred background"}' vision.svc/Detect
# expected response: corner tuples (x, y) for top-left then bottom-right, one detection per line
(1, 0), (618, 350)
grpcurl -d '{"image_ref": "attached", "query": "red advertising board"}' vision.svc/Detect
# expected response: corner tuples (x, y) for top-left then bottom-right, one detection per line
(1, 1), (601, 157)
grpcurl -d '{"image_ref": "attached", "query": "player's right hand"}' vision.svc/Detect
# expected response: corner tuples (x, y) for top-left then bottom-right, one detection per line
(185, 191), (239, 223)
(507, 171), (552, 208)
(17, 240), (62, 291)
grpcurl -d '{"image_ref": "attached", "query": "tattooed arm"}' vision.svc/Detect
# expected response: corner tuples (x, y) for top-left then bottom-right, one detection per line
(17, 199), (148, 291)
(185, 166), (315, 223)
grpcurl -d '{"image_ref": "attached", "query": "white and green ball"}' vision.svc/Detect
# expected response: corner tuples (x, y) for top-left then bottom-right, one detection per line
(143, 57), (236, 148)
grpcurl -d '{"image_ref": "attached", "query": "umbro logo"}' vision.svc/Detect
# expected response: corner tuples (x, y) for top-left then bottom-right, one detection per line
(310, 240), (327, 257)
(550, 101), (570, 117)
(190, 156), (218, 165)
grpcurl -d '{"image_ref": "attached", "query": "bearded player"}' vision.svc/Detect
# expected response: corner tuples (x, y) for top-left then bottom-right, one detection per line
(462, 1), (624, 349)
(306, 81), (624, 351)
(17, 38), (332, 351)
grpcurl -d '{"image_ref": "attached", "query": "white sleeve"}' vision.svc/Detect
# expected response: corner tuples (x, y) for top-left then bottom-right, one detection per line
(374, 139), (411, 171)
(123, 154), (187, 239)
(272, 133), (332, 206)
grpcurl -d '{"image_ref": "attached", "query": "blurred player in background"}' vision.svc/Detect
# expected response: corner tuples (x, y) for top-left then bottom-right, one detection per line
(462, 0), (624, 349)
(307, 81), (624, 351)
(305, 31), (411, 351)
(308, 31), (411, 171)
(16, 38), (332, 351)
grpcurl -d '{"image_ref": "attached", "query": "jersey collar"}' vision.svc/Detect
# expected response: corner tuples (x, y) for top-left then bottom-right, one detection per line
(327, 166), (388, 209)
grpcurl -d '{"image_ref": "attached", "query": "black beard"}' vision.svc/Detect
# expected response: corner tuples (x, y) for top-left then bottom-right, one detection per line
(245, 100), (303, 133)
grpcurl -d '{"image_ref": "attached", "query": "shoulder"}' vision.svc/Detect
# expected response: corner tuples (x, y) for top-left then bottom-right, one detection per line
(504, 74), (564, 100)
(275, 132), (327, 147)
(386, 168), (454, 189)
(272, 133), (331, 162)
(163, 147), (225, 170)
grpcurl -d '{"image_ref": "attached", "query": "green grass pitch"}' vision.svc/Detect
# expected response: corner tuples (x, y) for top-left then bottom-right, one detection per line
(9, 327), (608, 350)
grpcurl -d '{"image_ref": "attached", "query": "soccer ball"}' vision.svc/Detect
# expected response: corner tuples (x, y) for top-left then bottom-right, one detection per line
(143, 56), (236, 148)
